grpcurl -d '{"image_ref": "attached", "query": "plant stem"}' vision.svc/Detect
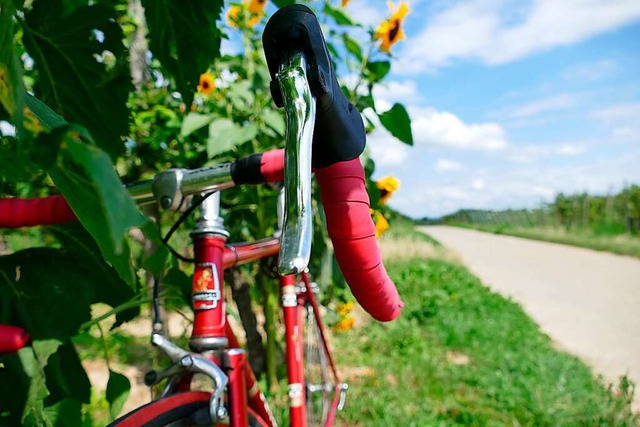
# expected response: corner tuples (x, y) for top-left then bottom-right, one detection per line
(79, 295), (150, 332)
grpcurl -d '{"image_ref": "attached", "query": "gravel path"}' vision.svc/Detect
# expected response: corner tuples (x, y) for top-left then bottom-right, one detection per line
(419, 225), (640, 410)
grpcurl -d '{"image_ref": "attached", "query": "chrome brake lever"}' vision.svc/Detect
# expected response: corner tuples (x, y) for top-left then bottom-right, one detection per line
(276, 52), (316, 276)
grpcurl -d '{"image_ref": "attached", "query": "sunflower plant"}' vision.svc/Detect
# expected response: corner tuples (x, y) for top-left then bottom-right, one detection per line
(0, 0), (412, 423)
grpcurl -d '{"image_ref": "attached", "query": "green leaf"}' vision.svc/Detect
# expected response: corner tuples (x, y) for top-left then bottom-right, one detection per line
(0, 0), (25, 138)
(49, 223), (140, 325)
(43, 126), (146, 285)
(263, 109), (285, 137)
(143, 0), (224, 107)
(207, 119), (258, 158)
(324, 3), (357, 26)
(181, 112), (213, 137)
(366, 61), (391, 84)
(0, 249), (93, 340)
(228, 80), (255, 112)
(106, 369), (130, 420)
(0, 347), (48, 424)
(24, 94), (68, 131)
(163, 266), (192, 308)
(378, 103), (413, 146)
(22, 1), (131, 159)
(271, 0), (296, 7)
(342, 34), (363, 62)
(43, 342), (91, 407)
(43, 399), (82, 427)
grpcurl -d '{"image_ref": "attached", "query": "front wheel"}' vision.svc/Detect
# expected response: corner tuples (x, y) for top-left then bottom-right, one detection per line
(108, 391), (268, 427)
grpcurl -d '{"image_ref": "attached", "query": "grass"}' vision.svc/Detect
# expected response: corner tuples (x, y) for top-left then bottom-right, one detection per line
(450, 222), (640, 259)
(331, 222), (639, 426)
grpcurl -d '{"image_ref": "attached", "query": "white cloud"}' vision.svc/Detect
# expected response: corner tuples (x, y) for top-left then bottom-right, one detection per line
(372, 80), (420, 111)
(563, 59), (618, 82)
(367, 127), (410, 166)
(591, 102), (640, 122)
(507, 143), (586, 163)
(435, 159), (464, 173)
(389, 149), (640, 218)
(412, 108), (509, 151)
(400, 0), (640, 72)
(590, 103), (640, 144)
(506, 94), (576, 119)
(471, 178), (486, 190)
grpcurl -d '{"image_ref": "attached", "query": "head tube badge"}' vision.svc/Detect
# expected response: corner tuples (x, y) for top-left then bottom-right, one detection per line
(193, 263), (221, 310)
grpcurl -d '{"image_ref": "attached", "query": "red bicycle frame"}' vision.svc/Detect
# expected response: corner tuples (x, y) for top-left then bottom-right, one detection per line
(177, 191), (341, 426)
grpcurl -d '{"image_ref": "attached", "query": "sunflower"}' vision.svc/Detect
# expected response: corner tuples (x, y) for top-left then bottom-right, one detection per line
(336, 301), (354, 317)
(197, 72), (215, 95)
(248, 0), (267, 26)
(335, 316), (355, 332)
(372, 209), (390, 238)
(376, 175), (400, 205)
(374, 1), (410, 53)
(226, 5), (241, 28)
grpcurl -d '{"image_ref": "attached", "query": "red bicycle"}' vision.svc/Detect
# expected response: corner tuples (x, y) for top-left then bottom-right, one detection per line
(0, 5), (403, 426)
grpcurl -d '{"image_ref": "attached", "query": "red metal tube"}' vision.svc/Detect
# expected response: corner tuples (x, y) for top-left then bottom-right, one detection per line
(223, 238), (280, 269)
(225, 323), (276, 427)
(281, 274), (307, 427)
(226, 349), (249, 427)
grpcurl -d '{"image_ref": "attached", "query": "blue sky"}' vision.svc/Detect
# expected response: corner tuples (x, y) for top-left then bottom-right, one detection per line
(345, 0), (640, 218)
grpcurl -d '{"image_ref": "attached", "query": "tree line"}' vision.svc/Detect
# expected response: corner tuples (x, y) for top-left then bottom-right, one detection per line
(442, 184), (640, 236)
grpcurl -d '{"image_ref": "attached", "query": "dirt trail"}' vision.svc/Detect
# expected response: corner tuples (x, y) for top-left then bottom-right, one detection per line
(419, 226), (640, 410)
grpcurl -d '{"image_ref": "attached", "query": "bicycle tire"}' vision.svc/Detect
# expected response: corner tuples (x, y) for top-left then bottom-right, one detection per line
(108, 391), (268, 427)
(302, 297), (332, 426)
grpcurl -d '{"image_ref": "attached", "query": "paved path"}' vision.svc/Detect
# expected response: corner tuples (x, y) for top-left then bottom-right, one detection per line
(419, 226), (640, 410)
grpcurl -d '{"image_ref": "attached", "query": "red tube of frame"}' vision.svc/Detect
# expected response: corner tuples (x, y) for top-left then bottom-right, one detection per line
(226, 349), (249, 427)
(281, 274), (307, 427)
(225, 324), (276, 427)
(191, 235), (227, 341)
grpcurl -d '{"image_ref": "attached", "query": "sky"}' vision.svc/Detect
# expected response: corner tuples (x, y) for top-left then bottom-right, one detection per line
(343, 0), (640, 218)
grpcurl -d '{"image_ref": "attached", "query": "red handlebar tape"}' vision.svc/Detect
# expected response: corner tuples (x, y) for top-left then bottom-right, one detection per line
(260, 148), (285, 183)
(0, 196), (76, 229)
(315, 159), (404, 322)
(0, 325), (30, 354)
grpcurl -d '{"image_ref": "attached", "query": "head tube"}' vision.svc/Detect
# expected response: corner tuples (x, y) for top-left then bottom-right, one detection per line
(276, 52), (316, 275)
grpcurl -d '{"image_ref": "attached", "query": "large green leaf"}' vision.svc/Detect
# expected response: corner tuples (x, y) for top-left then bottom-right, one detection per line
(0, 249), (94, 340)
(106, 369), (130, 420)
(181, 112), (213, 137)
(49, 223), (140, 325)
(43, 342), (91, 406)
(143, 0), (224, 107)
(42, 126), (146, 285)
(21, 1), (131, 159)
(366, 61), (391, 84)
(0, 347), (48, 425)
(378, 103), (413, 146)
(342, 33), (363, 62)
(42, 399), (83, 427)
(324, 3), (357, 26)
(207, 118), (258, 158)
(263, 109), (285, 137)
(0, 0), (25, 137)
(272, 0), (296, 7)
(25, 93), (68, 131)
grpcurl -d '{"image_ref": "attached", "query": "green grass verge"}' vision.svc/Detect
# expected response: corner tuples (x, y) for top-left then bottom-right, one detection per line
(450, 222), (640, 259)
(333, 227), (638, 426)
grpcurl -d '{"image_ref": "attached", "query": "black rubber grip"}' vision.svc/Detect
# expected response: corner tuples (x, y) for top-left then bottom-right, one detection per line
(262, 5), (366, 169)
(230, 153), (265, 185)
